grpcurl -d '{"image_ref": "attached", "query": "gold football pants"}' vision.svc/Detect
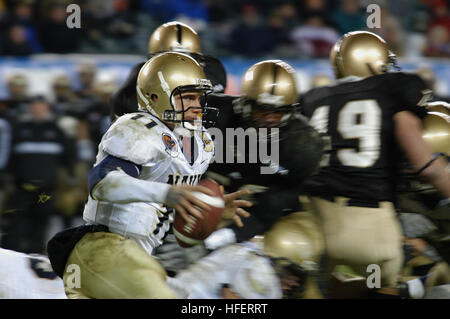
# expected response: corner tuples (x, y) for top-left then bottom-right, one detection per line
(310, 196), (404, 288)
(63, 231), (177, 299)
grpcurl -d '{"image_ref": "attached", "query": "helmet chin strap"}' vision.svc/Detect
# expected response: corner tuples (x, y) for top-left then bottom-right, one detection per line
(173, 124), (193, 137)
(173, 119), (203, 137)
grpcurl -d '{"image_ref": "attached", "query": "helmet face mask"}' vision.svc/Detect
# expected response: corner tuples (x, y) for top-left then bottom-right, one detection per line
(164, 85), (216, 131)
(269, 256), (309, 299)
(235, 97), (296, 129)
(262, 213), (325, 298)
(136, 52), (217, 133)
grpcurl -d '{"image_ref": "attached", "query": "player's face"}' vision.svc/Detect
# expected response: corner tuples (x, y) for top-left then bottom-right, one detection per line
(173, 91), (203, 123)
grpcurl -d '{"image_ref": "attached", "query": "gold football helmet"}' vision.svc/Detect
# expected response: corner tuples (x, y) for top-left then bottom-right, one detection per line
(136, 52), (214, 132)
(237, 60), (298, 129)
(148, 21), (202, 55)
(263, 213), (325, 298)
(422, 110), (450, 155)
(330, 31), (399, 79)
(242, 60), (297, 106)
(264, 212), (324, 267)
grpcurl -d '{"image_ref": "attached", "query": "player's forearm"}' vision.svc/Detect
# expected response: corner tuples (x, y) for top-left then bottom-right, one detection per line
(394, 111), (450, 198)
(91, 170), (170, 204)
(419, 158), (450, 198)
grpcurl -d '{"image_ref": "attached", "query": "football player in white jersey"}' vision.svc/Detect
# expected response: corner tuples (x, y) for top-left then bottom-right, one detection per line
(47, 52), (251, 299)
(167, 213), (325, 299)
(0, 248), (66, 299)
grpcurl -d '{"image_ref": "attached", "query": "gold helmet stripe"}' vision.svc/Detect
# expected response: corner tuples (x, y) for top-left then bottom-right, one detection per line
(136, 84), (159, 117)
(176, 23), (182, 44)
(271, 63), (278, 96)
(157, 71), (172, 98)
(136, 84), (149, 108)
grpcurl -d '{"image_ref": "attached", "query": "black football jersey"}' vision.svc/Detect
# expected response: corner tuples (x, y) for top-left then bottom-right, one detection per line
(205, 93), (324, 242)
(300, 72), (431, 203)
(206, 93), (323, 189)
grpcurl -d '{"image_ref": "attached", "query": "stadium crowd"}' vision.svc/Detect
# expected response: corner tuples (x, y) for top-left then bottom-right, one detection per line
(0, 0), (449, 58)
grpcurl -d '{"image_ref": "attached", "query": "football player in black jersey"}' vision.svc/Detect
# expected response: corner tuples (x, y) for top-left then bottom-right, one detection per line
(110, 21), (227, 121)
(299, 31), (450, 293)
(155, 60), (325, 280)
(396, 108), (450, 262)
(203, 60), (324, 245)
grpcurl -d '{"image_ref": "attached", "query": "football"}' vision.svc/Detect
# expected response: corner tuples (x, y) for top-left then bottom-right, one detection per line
(173, 179), (225, 248)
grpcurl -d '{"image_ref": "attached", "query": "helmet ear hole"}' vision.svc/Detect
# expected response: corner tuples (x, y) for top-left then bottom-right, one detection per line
(151, 94), (158, 102)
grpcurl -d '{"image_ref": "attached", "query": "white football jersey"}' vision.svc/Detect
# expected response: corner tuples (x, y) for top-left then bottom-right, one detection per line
(0, 248), (66, 299)
(83, 112), (215, 256)
(168, 242), (282, 299)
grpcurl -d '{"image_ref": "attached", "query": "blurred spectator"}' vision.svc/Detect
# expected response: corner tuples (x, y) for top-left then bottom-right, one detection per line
(86, 0), (117, 19)
(1, 24), (35, 56)
(37, 2), (83, 53)
(74, 61), (98, 101)
(388, 0), (433, 33)
(3, 73), (31, 119)
(415, 67), (450, 102)
(0, 0), (42, 53)
(83, 78), (116, 148)
(51, 74), (86, 117)
(229, 3), (274, 57)
(106, 0), (137, 39)
(1, 96), (75, 254)
(50, 73), (91, 145)
(268, 3), (299, 46)
(77, 0), (110, 52)
(205, 0), (237, 23)
(6, 73), (28, 101)
(370, 5), (407, 56)
(331, 0), (366, 34)
(425, 25), (450, 57)
(50, 73), (91, 230)
(0, 0), (6, 15)
(397, 0), (433, 57)
(140, 0), (209, 26)
(290, 14), (340, 58)
(425, 2), (450, 57)
(297, 0), (334, 21)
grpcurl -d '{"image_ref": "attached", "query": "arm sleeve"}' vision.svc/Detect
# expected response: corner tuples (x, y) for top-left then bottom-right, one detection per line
(89, 155), (170, 204)
(230, 185), (303, 242)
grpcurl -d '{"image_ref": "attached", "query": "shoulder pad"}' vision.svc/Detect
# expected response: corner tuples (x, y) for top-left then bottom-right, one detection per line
(301, 86), (331, 105)
(385, 72), (432, 118)
(100, 113), (165, 165)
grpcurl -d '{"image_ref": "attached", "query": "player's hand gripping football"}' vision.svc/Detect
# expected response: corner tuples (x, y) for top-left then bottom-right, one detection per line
(220, 186), (252, 227)
(165, 184), (215, 223)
